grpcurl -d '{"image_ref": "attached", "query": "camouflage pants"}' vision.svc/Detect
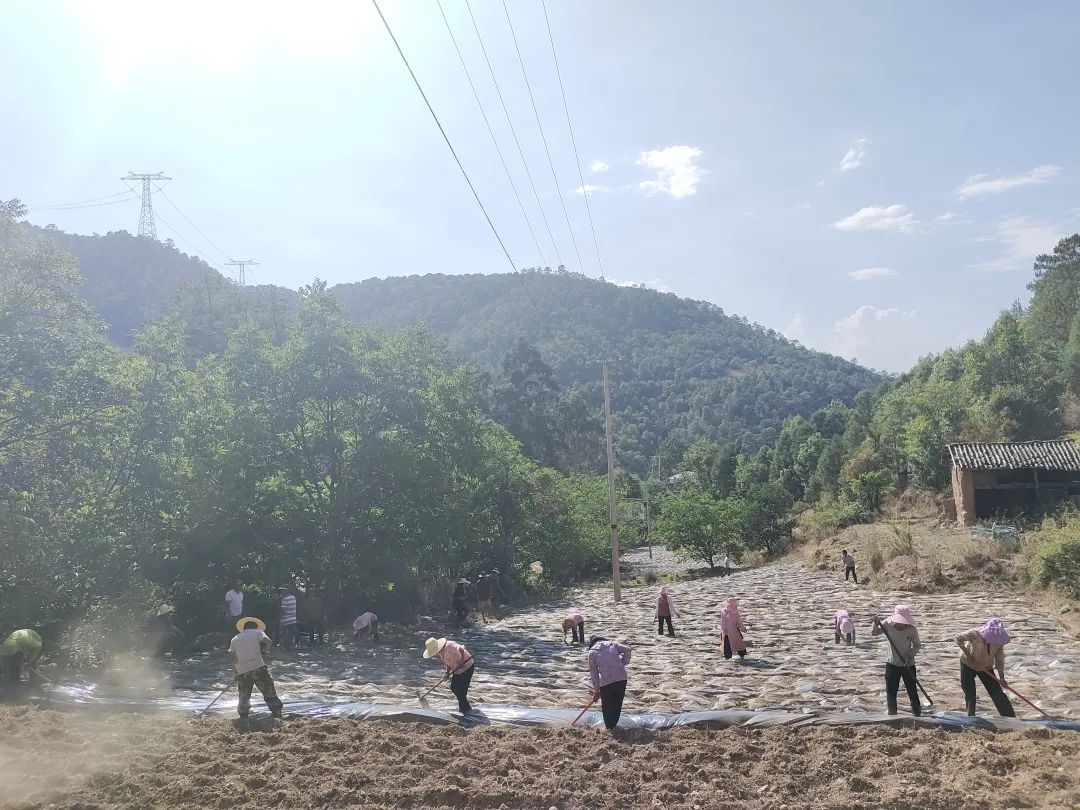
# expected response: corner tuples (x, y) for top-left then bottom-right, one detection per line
(237, 666), (283, 717)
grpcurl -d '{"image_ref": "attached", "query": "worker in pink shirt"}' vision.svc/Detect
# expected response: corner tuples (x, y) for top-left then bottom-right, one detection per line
(562, 612), (585, 644)
(588, 636), (632, 730)
(422, 637), (475, 714)
(834, 609), (856, 645)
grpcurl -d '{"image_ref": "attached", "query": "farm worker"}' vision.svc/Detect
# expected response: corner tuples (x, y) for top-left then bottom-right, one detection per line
(149, 604), (185, 658)
(277, 586), (298, 649)
(720, 597), (747, 659)
(834, 609), (856, 645)
(0, 629), (43, 687)
(475, 573), (493, 621)
(562, 612), (585, 644)
(841, 550), (858, 583)
(588, 636), (632, 730)
(423, 637), (475, 714)
(489, 567), (509, 606)
(224, 579), (244, 635)
(451, 579), (470, 622)
(352, 611), (380, 643)
(955, 618), (1016, 717)
(655, 585), (678, 637)
(872, 605), (921, 716)
(228, 617), (283, 719)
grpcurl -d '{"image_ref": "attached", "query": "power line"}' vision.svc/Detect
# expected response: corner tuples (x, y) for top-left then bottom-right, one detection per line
(32, 191), (134, 211)
(121, 184), (227, 271)
(154, 186), (234, 263)
(463, 0), (562, 267)
(501, 0), (585, 275)
(370, 0), (520, 277)
(436, 0), (546, 267)
(541, 0), (605, 280)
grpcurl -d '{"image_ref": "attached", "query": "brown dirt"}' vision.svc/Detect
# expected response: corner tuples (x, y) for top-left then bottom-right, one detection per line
(3, 708), (1079, 810)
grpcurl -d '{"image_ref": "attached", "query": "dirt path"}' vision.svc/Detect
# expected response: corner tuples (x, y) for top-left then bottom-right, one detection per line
(4, 709), (1080, 810)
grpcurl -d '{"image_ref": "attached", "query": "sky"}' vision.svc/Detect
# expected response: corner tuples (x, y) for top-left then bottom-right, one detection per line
(2, 1), (1078, 373)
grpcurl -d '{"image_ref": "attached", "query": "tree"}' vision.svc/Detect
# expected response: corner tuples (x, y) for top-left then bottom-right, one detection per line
(741, 483), (795, 554)
(655, 490), (746, 569)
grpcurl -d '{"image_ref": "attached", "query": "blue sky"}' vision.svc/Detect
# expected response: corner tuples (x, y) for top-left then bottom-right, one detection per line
(3, 1), (1078, 372)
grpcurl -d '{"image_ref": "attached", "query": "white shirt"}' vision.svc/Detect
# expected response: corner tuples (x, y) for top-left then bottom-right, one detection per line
(353, 612), (377, 632)
(229, 628), (269, 675)
(225, 589), (244, 617)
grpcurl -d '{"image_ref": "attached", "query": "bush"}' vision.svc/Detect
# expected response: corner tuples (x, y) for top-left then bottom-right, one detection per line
(1026, 510), (1080, 600)
(886, 522), (916, 559)
(797, 495), (864, 542)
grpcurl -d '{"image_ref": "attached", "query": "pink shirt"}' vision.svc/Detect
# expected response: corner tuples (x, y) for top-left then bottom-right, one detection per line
(437, 640), (473, 675)
(835, 610), (855, 635)
(568, 612), (583, 624)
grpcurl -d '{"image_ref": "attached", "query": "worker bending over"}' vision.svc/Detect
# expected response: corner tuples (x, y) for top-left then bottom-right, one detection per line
(955, 618), (1015, 717)
(423, 637), (475, 714)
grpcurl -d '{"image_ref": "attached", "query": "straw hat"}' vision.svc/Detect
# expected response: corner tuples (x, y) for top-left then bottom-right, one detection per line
(156, 604), (175, 616)
(884, 605), (916, 628)
(457, 578), (469, 585)
(423, 637), (447, 658)
(977, 618), (1011, 646)
(236, 616), (267, 633)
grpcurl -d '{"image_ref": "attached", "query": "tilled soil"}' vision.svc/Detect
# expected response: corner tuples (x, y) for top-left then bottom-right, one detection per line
(3, 708), (1079, 810)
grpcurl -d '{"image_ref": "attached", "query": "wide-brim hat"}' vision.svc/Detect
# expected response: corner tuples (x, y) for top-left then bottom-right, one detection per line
(457, 578), (469, 584)
(977, 618), (1011, 646)
(884, 605), (916, 628)
(423, 637), (447, 658)
(236, 616), (267, 633)
(157, 604), (175, 616)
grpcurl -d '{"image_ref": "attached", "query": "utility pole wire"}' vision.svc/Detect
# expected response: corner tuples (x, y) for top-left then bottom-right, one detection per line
(32, 191), (133, 211)
(463, 0), (562, 266)
(155, 186), (235, 263)
(371, 0), (519, 276)
(502, 0), (585, 275)
(436, 0), (546, 268)
(541, 0), (605, 280)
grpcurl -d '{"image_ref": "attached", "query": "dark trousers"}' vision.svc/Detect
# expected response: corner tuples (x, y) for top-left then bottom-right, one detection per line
(306, 620), (325, 645)
(884, 662), (920, 716)
(845, 565), (858, 583)
(657, 615), (674, 636)
(722, 636), (745, 659)
(450, 664), (474, 713)
(961, 663), (1015, 717)
(599, 679), (627, 730)
(834, 631), (855, 645)
(237, 666), (283, 718)
(571, 621), (585, 644)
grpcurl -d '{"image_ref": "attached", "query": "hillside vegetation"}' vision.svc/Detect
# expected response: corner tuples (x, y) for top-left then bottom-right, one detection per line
(25, 222), (880, 473)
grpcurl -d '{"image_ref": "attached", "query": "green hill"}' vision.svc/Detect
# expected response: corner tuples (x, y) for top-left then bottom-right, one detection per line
(24, 224), (881, 472)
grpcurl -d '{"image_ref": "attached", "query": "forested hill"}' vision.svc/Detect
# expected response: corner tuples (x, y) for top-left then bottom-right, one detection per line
(331, 272), (881, 468)
(25, 224), (881, 471)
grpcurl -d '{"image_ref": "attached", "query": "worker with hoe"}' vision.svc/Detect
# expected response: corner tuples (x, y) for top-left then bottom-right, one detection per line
(0, 628), (43, 692)
(955, 618), (1016, 717)
(588, 635), (632, 730)
(872, 605), (922, 716)
(423, 636), (475, 714)
(228, 616), (283, 719)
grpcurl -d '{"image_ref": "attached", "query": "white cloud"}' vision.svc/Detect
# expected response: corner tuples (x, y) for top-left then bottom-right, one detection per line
(839, 138), (870, 171)
(636, 145), (704, 198)
(834, 204), (917, 234)
(783, 313), (808, 342)
(588, 159), (609, 174)
(832, 305), (917, 370)
(969, 216), (1063, 272)
(610, 278), (671, 293)
(571, 184), (607, 196)
(849, 266), (898, 282)
(954, 164), (1062, 199)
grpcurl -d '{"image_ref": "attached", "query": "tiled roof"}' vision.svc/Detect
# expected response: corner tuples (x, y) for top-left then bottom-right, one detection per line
(947, 440), (1080, 472)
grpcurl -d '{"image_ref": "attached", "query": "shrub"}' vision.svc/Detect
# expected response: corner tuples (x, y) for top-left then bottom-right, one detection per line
(1026, 510), (1080, 600)
(796, 495), (864, 542)
(743, 550), (766, 569)
(886, 522), (916, 559)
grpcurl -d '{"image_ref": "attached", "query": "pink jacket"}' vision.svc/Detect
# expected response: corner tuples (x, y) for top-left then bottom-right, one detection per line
(588, 640), (631, 691)
(721, 607), (746, 651)
(437, 640), (473, 675)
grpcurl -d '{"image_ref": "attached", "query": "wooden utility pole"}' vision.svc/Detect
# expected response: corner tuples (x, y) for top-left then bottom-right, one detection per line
(603, 363), (621, 602)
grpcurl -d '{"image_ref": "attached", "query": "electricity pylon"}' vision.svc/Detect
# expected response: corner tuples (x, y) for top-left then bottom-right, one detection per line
(225, 259), (258, 287)
(122, 172), (171, 239)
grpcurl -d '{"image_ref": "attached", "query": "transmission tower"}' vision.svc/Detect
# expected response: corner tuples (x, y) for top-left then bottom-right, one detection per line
(225, 258), (258, 287)
(121, 172), (171, 239)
